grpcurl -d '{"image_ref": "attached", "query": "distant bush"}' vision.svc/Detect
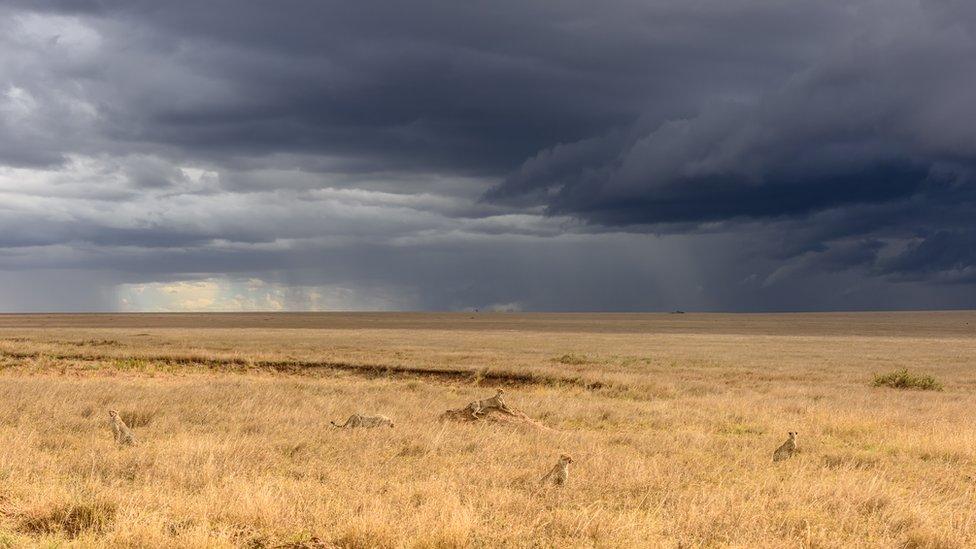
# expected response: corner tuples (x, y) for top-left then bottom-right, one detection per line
(553, 354), (591, 365)
(872, 369), (943, 391)
(74, 339), (122, 347)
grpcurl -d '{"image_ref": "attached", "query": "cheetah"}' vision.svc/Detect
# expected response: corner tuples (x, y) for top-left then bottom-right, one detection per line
(330, 414), (394, 429)
(772, 431), (798, 462)
(463, 389), (510, 419)
(541, 454), (574, 486)
(108, 409), (135, 446)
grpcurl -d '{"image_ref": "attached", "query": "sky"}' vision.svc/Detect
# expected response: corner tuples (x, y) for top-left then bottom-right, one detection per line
(0, 0), (974, 312)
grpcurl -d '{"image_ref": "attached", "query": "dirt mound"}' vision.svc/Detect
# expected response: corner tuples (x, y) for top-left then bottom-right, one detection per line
(439, 406), (552, 431)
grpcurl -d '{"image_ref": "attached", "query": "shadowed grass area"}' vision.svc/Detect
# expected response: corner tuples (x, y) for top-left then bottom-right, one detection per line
(872, 369), (944, 391)
(18, 499), (117, 538)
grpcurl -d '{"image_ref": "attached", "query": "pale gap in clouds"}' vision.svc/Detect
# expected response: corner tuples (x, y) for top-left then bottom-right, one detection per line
(118, 278), (414, 312)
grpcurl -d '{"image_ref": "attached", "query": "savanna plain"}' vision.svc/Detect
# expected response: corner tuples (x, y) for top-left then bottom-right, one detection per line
(0, 311), (974, 548)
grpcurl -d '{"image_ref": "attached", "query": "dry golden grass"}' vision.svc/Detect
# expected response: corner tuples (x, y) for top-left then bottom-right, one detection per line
(0, 312), (974, 547)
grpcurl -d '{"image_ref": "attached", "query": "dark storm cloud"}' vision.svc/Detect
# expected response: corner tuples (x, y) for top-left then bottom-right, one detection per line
(2, 0), (841, 173)
(492, 33), (976, 222)
(486, 0), (976, 287)
(1, 0), (975, 311)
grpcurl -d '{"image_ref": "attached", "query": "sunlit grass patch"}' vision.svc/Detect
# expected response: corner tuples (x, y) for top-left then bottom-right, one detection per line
(0, 313), (974, 546)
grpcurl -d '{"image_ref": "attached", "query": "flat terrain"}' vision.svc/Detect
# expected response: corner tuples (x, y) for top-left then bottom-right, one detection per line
(2, 310), (974, 337)
(0, 312), (974, 547)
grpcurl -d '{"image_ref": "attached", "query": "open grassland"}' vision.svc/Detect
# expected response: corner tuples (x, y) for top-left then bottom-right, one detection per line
(0, 312), (974, 547)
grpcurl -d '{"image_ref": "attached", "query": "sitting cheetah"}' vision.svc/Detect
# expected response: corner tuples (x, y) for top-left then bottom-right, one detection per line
(463, 389), (511, 419)
(330, 414), (394, 429)
(108, 409), (135, 446)
(772, 431), (798, 462)
(541, 454), (574, 486)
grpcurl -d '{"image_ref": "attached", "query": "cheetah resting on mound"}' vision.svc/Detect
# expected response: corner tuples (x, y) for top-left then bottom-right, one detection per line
(331, 414), (394, 429)
(463, 389), (511, 419)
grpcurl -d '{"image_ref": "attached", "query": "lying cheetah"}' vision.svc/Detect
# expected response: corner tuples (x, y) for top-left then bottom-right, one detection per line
(772, 431), (798, 462)
(108, 409), (135, 446)
(331, 414), (394, 429)
(541, 454), (574, 486)
(464, 389), (510, 419)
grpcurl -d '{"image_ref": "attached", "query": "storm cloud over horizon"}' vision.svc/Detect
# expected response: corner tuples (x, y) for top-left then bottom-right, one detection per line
(1, 0), (974, 312)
